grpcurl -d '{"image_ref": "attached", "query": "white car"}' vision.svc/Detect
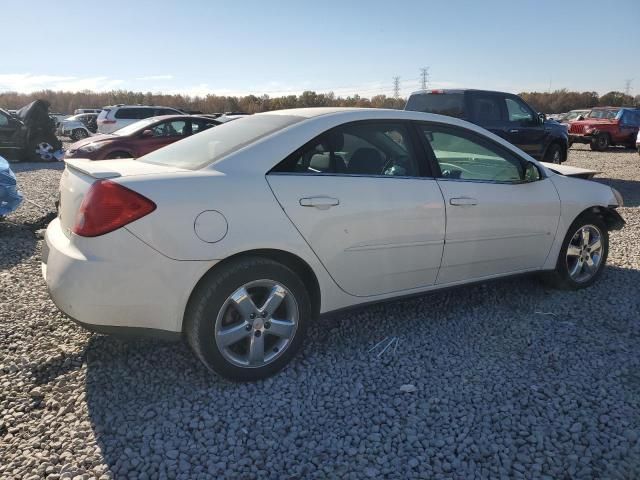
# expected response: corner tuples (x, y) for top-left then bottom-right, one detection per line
(97, 105), (183, 134)
(43, 108), (625, 381)
(57, 113), (97, 141)
(636, 129), (640, 155)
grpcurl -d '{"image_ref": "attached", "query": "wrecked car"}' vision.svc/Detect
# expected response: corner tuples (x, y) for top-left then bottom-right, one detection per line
(0, 100), (63, 162)
(0, 155), (23, 217)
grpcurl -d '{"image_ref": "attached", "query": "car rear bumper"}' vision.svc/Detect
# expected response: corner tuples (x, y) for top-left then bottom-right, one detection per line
(42, 217), (215, 336)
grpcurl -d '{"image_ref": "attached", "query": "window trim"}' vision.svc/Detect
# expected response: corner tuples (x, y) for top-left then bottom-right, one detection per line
(268, 119), (435, 179)
(413, 121), (546, 185)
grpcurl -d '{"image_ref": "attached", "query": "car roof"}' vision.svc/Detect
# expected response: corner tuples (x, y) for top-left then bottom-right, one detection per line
(407, 88), (516, 96)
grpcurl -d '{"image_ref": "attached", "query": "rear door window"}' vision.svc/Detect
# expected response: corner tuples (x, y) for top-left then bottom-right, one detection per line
(115, 108), (150, 120)
(470, 95), (504, 123)
(405, 93), (465, 118)
(272, 122), (420, 177)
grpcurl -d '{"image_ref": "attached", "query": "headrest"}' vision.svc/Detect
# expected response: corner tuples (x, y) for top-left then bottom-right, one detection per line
(321, 130), (344, 152)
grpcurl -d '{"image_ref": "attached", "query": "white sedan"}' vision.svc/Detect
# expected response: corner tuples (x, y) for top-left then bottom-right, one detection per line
(43, 108), (625, 380)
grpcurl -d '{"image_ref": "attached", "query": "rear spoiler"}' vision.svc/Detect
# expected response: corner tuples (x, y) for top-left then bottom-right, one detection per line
(65, 158), (121, 179)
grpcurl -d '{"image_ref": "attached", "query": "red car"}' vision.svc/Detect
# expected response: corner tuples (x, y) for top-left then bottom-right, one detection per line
(63, 115), (220, 160)
(568, 107), (640, 151)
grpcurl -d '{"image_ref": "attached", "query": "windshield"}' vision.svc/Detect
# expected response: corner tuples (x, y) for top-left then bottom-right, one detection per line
(112, 117), (159, 136)
(588, 109), (618, 119)
(138, 114), (304, 169)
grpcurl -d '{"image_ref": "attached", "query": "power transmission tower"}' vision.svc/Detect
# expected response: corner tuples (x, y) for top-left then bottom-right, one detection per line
(393, 76), (401, 99)
(624, 79), (633, 97)
(420, 67), (430, 90)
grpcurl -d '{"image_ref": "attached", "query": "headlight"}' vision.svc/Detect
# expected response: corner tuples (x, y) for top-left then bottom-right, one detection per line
(78, 142), (104, 153)
(611, 187), (624, 207)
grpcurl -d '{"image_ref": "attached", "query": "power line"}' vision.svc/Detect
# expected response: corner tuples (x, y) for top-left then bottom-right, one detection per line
(420, 67), (430, 90)
(393, 76), (401, 99)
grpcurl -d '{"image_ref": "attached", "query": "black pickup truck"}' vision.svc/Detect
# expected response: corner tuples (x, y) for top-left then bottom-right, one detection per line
(405, 89), (569, 163)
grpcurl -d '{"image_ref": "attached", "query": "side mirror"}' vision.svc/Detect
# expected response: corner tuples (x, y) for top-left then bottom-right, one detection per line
(141, 129), (154, 137)
(538, 113), (546, 125)
(524, 162), (541, 182)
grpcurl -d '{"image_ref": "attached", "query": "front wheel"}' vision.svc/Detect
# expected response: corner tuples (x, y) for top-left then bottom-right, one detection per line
(544, 213), (608, 290)
(590, 133), (610, 151)
(184, 257), (312, 381)
(544, 143), (563, 164)
(72, 129), (89, 141)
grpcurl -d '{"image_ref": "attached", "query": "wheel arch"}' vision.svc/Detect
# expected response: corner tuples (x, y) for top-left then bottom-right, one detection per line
(571, 205), (625, 232)
(182, 248), (322, 332)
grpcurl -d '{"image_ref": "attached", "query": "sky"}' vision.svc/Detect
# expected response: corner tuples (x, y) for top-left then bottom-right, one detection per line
(2, 0), (639, 98)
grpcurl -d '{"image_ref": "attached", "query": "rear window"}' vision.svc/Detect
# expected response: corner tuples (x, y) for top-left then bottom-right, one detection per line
(138, 114), (305, 169)
(115, 108), (155, 120)
(405, 93), (466, 118)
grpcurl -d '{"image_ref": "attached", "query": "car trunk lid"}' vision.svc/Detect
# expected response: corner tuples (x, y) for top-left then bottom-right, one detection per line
(58, 158), (188, 236)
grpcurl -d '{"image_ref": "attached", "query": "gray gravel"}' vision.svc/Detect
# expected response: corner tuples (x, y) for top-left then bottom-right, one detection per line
(1, 145), (639, 479)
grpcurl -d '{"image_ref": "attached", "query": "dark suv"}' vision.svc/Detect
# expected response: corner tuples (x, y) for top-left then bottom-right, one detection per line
(405, 89), (569, 163)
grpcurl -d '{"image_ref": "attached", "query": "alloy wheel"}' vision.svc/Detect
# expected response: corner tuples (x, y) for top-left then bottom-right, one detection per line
(215, 280), (299, 368)
(565, 225), (604, 283)
(35, 142), (54, 161)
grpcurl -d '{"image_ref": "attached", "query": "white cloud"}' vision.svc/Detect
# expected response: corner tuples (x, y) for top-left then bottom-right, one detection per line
(135, 75), (174, 81)
(0, 73), (124, 93)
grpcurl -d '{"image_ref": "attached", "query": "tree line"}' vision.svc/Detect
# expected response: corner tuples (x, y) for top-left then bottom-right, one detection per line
(0, 88), (638, 115)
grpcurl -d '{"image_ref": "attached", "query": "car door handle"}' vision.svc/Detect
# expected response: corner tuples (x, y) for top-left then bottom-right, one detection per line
(299, 196), (340, 210)
(449, 197), (478, 206)
(509, 129), (519, 133)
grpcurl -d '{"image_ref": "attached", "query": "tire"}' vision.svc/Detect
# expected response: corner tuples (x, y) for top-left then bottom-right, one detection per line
(543, 213), (608, 290)
(72, 129), (89, 141)
(184, 257), (312, 381)
(590, 133), (610, 151)
(106, 151), (132, 159)
(27, 140), (55, 162)
(544, 143), (563, 164)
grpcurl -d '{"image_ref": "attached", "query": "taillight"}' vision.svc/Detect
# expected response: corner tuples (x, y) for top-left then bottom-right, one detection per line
(99, 119), (116, 124)
(73, 180), (156, 237)
(430, 89), (444, 94)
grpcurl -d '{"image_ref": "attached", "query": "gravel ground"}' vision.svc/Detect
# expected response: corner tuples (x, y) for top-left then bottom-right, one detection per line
(1, 145), (639, 479)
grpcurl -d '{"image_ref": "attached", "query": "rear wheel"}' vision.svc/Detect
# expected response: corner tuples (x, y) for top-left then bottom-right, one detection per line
(184, 257), (312, 381)
(590, 133), (610, 151)
(544, 143), (563, 164)
(72, 129), (89, 141)
(543, 213), (608, 290)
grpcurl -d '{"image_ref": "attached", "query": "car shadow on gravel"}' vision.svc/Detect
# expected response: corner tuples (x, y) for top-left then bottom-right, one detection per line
(9, 161), (65, 173)
(0, 221), (39, 269)
(81, 264), (640, 478)
(592, 178), (640, 207)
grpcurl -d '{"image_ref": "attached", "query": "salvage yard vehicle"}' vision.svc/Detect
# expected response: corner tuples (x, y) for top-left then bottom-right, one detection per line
(43, 108), (625, 381)
(405, 89), (569, 163)
(57, 113), (98, 141)
(74, 108), (102, 115)
(568, 107), (640, 151)
(559, 109), (591, 123)
(97, 105), (184, 134)
(0, 100), (63, 162)
(64, 115), (220, 160)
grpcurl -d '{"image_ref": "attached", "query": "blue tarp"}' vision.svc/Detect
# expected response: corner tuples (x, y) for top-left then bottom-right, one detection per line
(0, 156), (23, 216)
